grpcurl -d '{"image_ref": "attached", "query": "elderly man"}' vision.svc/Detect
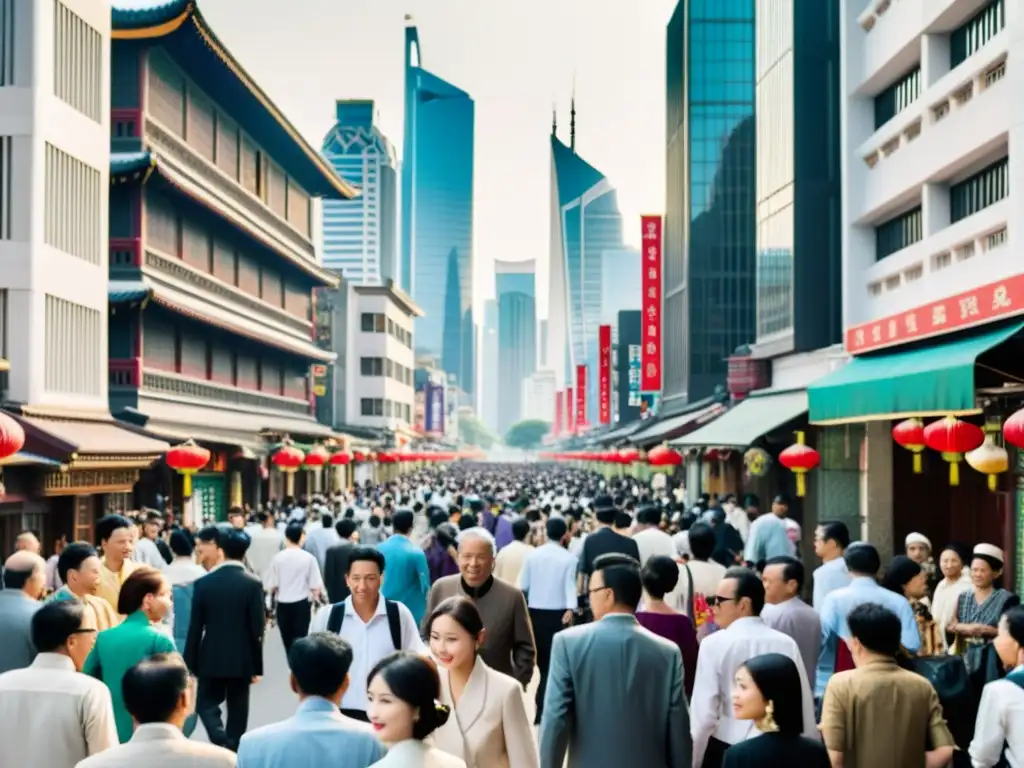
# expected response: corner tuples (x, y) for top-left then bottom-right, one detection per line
(423, 526), (536, 688)
(0, 551), (46, 673)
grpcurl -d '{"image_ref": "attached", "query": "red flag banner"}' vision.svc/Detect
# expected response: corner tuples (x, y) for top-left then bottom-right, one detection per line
(566, 387), (575, 434)
(599, 325), (611, 425)
(576, 365), (587, 430)
(641, 214), (663, 392)
(554, 389), (563, 437)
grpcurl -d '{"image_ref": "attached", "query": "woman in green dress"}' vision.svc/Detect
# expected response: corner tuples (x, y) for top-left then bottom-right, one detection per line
(83, 565), (177, 742)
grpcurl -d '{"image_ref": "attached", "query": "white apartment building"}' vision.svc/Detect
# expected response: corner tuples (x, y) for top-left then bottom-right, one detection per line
(522, 369), (557, 424)
(0, 0), (110, 409)
(842, 0), (1013, 334)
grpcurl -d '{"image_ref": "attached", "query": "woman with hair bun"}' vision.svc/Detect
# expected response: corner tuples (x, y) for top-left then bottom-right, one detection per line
(427, 597), (538, 768)
(367, 652), (466, 767)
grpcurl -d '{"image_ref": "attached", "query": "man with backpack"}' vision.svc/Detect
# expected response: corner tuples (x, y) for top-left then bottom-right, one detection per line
(308, 546), (426, 722)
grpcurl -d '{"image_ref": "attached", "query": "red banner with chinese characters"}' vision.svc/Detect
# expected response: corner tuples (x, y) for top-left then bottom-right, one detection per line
(599, 324), (611, 424)
(576, 365), (587, 430)
(846, 274), (1024, 355)
(641, 215), (663, 391)
(554, 389), (563, 437)
(566, 388), (575, 434)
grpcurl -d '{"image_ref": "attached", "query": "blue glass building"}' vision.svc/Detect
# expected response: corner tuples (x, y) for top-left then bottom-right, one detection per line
(496, 260), (537, 435)
(479, 299), (499, 431)
(663, 0), (756, 406)
(402, 21), (475, 396)
(321, 100), (398, 285)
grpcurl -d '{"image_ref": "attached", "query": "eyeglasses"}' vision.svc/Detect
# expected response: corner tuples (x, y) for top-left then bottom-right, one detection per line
(70, 628), (97, 636)
(706, 596), (737, 608)
(587, 586), (611, 596)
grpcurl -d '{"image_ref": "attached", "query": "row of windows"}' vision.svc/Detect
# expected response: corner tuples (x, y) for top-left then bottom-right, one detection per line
(951, 157), (1008, 223)
(874, 67), (921, 129)
(0, 0), (14, 87)
(952, 0), (1004, 69)
(45, 294), (101, 396)
(876, 206), (923, 261)
(360, 397), (411, 422)
(53, 0), (103, 123)
(359, 312), (412, 348)
(358, 356), (413, 386)
(45, 143), (102, 264)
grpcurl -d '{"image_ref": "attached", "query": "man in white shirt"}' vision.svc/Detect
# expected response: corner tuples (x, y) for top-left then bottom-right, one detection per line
(760, 556), (821, 687)
(134, 512), (167, 569)
(265, 523), (324, 654)
(690, 567), (817, 768)
(519, 517), (579, 725)
(309, 546), (425, 722)
(303, 512), (340, 572)
(0, 601), (118, 766)
(632, 504), (676, 567)
(494, 518), (532, 585)
(248, 513), (284, 580)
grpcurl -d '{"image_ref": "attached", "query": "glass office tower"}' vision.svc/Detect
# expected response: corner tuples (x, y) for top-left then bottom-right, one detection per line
(496, 260), (537, 435)
(664, 0), (756, 405)
(321, 100), (398, 285)
(402, 21), (475, 395)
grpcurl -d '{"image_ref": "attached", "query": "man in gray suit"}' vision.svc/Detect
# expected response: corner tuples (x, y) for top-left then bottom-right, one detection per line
(0, 551), (45, 674)
(539, 552), (692, 768)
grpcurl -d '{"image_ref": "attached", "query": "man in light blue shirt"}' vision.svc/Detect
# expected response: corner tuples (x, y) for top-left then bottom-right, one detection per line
(744, 495), (793, 570)
(376, 509), (430, 624)
(237, 633), (384, 768)
(816, 542), (920, 698)
(812, 520), (852, 608)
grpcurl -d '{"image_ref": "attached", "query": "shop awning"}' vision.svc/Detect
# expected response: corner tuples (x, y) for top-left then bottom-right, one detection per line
(13, 413), (170, 468)
(628, 402), (727, 446)
(670, 390), (808, 449)
(808, 321), (1024, 424)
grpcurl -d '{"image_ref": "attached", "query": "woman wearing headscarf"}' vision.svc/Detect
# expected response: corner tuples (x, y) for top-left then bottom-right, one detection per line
(905, 532), (938, 596)
(882, 555), (942, 655)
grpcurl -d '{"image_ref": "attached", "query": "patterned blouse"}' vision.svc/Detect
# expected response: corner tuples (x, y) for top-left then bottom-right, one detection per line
(954, 588), (1020, 648)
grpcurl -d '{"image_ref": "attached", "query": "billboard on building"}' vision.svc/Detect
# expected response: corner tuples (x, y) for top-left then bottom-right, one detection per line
(575, 365), (587, 431)
(640, 215), (663, 393)
(424, 383), (445, 436)
(616, 310), (641, 424)
(599, 325), (611, 425)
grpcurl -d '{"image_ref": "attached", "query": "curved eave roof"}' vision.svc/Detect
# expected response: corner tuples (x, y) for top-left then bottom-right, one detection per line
(111, 2), (358, 201)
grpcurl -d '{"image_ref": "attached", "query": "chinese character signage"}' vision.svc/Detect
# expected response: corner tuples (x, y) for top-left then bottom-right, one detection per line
(628, 344), (642, 407)
(599, 325), (611, 425)
(640, 215), (663, 392)
(576, 365), (587, 430)
(566, 388), (575, 434)
(424, 383), (445, 436)
(846, 274), (1024, 354)
(554, 389), (563, 437)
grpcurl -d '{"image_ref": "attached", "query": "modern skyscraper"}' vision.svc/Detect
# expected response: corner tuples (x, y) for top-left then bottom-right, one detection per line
(496, 259), (537, 434)
(600, 248), (642, 325)
(547, 104), (625, 422)
(321, 100), (398, 285)
(402, 19), (475, 396)
(663, 0), (757, 405)
(479, 298), (499, 432)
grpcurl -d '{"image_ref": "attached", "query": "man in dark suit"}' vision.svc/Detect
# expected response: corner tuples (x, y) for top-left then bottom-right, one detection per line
(577, 496), (641, 597)
(539, 552), (691, 768)
(184, 525), (264, 752)
(323, 518), (357, 604)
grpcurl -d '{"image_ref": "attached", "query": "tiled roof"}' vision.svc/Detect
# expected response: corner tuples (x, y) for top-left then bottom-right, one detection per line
(111, 0), (192, 30)
(109, 280), (152, 303)
(111, 151), (153, 177)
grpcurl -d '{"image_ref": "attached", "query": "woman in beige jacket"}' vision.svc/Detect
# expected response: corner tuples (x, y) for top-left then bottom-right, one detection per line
(427, 597), (539, 768)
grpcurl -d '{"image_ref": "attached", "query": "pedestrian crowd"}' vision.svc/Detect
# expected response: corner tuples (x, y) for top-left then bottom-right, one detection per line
(1, 464), (1023, 767)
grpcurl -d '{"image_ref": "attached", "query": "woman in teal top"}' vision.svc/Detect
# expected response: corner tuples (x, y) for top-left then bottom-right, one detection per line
(84, 565), (176, 743)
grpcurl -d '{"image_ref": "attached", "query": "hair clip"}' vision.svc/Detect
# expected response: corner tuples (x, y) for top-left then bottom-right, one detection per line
(435, 702), (451, 716)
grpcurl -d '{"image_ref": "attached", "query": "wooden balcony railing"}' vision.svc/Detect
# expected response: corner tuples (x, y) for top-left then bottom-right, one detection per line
(110, 238), (142, 269)
(140, 368), (313, 417)
(109, 358), (142, 388)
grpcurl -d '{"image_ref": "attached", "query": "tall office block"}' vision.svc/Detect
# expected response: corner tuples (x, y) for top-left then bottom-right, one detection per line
(496, 259), (537, 435)
(664, 0), (757, 405)
(402, 20), (475, 396)
(479, 298), (499, 431)
(321, 100), (399, 285)
(600, 248), (642, 324)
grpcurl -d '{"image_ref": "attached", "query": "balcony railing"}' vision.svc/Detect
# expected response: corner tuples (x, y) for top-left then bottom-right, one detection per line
(109, 358), (143, 388)
(110, 238), (142, 269)
(140, 367), (313, 417)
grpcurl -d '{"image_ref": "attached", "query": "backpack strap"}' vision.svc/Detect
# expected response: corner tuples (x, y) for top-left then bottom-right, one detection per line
(327, 602), (346, 635)
(385, 599), (402, 650)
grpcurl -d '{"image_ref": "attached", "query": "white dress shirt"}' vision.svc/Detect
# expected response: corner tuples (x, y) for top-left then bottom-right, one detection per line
(164, 557), (206, 586)
(632, 527), (676, 567)
(723, 504), (751, 543)
(248, 526), (284, 580)
(309, 594), (426, 712)
(264, 547), (324, 604)
(494, 540), (532, 586)
(519, 542), (578, 611)
(970, 677), (1024, 768)
(690, 616), (817, 767)
(134, 537), (166, 569)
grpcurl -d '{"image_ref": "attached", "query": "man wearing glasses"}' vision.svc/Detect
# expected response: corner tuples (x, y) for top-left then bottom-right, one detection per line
(690, 567), (818, 768)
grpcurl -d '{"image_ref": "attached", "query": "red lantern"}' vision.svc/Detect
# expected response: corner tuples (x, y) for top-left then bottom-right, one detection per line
(0, 412), (26, 461)
(377, 451), (397, 464)
(329, 450), (352, 466)
(618, 448), (639, 465)
(165, 439), (211, 497)
(778, 431), (820, 497)
(304, 444), (328, 468)
(647, 445), (683, 467)
(892, 418), (926, 473)
(271, 442), (305, 472)
(353, 450), (367, 463)
(923, 416), (984, 486)
(1003, 408), (1024, 450)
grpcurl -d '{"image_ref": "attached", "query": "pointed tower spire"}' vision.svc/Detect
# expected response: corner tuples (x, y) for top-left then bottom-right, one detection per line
(570, 75), (577, 151)
(552, 103), (558, 138)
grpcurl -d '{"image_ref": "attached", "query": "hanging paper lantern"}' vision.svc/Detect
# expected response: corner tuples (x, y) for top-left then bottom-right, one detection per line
(923, 416), (984, 487)
(352, 450), (367, 463)
(271, 441), (305, 473)
(647, 445), (683, 467)
(892, 418), (926, 474)
(1003, 408), (1024, 450)
(165, 439), (211, 497)
(778, 431), (821, 498)
(743, 447), (772, 478)
(966, 433), (1009, 491)
(329, 450), (352, 466)
(303, 444), (329, 468)
(618, 448), (640, 464)
(377, 451), (397, 464)
(0, 413), (25, 468)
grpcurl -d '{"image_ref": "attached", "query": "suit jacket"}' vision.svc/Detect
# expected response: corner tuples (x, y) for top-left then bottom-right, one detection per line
(323, 541), (355, 604)
(424, 576), (536, 687)
(722, 733), (830, 768)
(434, 656), (539, 768)
(538, 614), (691, 768)
(371, 739), (466, 768)
(0, 591), (40, 674)
(184, 562), (264, 679)
(74, 722), (236, 768)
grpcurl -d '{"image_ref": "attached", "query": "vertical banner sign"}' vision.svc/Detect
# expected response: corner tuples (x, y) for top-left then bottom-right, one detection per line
(566, 388), (575, 434)
(554, 390), (564, 437)
(576, 365), (587, 430)
(425, 383), (445, 436)
(641, 215), (663, 392)
(628, 344), (642, 406)
(599, 325), (612, 425)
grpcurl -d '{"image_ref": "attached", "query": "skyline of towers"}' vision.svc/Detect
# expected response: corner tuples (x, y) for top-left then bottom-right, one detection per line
(496, 259), (538, 434)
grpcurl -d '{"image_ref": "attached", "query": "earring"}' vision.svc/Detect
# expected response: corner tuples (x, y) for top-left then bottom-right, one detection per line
(759, 700), (780, 733)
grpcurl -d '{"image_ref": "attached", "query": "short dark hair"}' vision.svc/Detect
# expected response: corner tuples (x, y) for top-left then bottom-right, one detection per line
(457, 513), (477, 531)
(511, 518), (530, 542)
(688, 522), (715, 561)
(641, 556), (680, 599)
(844, 542), (881, 577)
(335, 518), (357, 539)
(847, 602), (901, 656)
(168, 529), (193, 558)
(546, 517), (567, 542)
(817, 520), (851, 549)
(723, 567), (765, 616)
(592, 553), (643, 608)
(95, 514), (132, 544)
(347, 546), (385, 574)
(392, 510), (414, 535)
(220, 528), (251, 560)
(427, 596), (484, 638)
(366, 653), (449, 740)
(2, 558), (40, 590)
(32, 601), (87, 653)
(122, 654), (189, 724)
(368, 514), (382, 528)
(195, 525), (221, 546)
(284, 523), (305, 545)
(228, 506), (245, 519)
(57, 543), (99, 584)
(764, 556), (804, 592)
(637, 505), (662, 527)
(288, 633), (355, 698)
(614, 511), (633, 529)
(118, 566), (165, 615)
(595, 507), (618, 526)
(321, 513), (334, 529)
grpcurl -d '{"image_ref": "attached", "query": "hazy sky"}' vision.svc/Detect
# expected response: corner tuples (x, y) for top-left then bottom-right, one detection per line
(201, 0), (678, 310)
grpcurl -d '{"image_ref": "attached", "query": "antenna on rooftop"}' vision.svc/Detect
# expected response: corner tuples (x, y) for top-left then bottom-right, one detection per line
(570, 73), (577, 151)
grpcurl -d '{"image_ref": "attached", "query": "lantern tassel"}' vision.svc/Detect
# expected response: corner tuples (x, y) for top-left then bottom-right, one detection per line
(796, 472), (806, 497)
(182, 471), (193, 498)
(988, 473), (997, 492)
(949, 461), (959, 487)
(912, 453), (922, 474)
(286, 470), (295, 498)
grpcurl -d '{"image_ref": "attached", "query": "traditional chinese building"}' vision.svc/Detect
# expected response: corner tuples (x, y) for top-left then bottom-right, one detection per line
(106, 1), (355, 518)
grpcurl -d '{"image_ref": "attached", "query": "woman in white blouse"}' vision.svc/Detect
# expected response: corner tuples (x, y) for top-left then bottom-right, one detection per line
(427, 597), (538, 768)
(969, 606), (1024, 767)
(931, 543), (972, 651)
